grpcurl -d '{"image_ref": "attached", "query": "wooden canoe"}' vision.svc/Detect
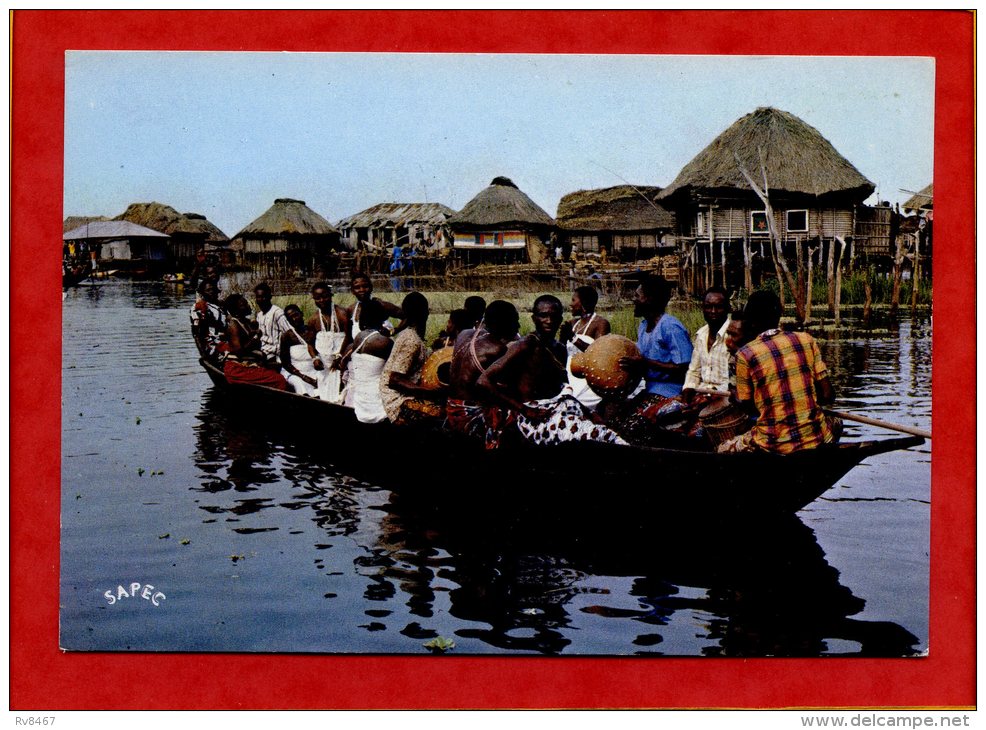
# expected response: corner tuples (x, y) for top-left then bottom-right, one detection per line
(198, 358), (925, 516)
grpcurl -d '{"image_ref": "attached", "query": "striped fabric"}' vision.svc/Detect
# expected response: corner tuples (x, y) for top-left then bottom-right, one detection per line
(735, 330), (833, 454)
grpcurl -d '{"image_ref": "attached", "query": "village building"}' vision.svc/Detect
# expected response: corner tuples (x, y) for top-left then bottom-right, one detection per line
(337, 202), (455, 252)
(448, 176), (555, 265)
(657, 106), (879, 294)
(63, 220), (171, 275)
(556, 185), (676, 262)
(115, 202), (231, 268)
(231, 198), (341, 277)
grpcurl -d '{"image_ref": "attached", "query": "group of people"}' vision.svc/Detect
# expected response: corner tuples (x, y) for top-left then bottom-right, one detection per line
(190, 270), (840, 456)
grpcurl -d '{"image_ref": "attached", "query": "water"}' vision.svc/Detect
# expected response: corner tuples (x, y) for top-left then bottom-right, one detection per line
(60, 281), (930, 656)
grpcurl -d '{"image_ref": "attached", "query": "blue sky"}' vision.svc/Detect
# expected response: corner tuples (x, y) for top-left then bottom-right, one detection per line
(64, 52), (935, 237)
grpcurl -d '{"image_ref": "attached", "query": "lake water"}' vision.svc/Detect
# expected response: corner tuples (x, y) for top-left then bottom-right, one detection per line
(60, 281), (930, 656)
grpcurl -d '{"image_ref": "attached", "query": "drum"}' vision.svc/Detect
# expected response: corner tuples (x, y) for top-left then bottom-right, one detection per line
(420, 346), (454, 390)
(698, 397), (751, 447)
(569, 334), (642, 399)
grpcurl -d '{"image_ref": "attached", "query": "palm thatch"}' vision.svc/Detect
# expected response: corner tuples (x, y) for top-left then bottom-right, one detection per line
(63, 215), (109, 233)
(658, 107), (874, 202)
(234, 198), (339, 239)
(902, 183), (933, 212)
(115, 202), (229, 242)
(556, 185), (674, 231)
(450, 177), (555, 229)
(337, 202), (455, 229)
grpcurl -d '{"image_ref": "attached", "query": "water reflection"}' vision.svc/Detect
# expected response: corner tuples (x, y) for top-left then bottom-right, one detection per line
(189, 390), (920, 656)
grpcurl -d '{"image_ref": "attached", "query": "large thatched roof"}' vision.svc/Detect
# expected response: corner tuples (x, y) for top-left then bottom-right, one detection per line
(234, 198), (339, 239)
(658, 107), (874, 202)
(902, 183), (933, 212)
(450, 177), (555, 229)
(556, 185), (674, 231)
(63, 215), (109, 233)
(337, 202), (455, 229)
(115, 202), (229, 242)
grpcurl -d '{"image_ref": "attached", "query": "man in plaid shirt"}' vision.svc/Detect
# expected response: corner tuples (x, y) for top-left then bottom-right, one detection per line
(719, 290), (839, 454)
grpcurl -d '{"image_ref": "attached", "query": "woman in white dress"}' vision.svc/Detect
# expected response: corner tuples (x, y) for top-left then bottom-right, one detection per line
(279, 304), (320, 396)
(559, 285), (611, 409)
(307, 282), (348, 403)
(338, 298), (392, 423)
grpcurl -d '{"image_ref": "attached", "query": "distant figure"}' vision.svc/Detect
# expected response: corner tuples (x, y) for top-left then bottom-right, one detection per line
(253, 282), (290, 368)
(463, 295), (487, 328)
(189, 278), (227, 362)
(279, 304), (320, 397)
(338, 298), (393, 423)
(620, 275), (693, 398)
(222, 294), (289, 391)
(680, 286), (731, 404)
(380, 291), (444, 425)
(718, 291), (839, 454)
(559, 285), (611, 408)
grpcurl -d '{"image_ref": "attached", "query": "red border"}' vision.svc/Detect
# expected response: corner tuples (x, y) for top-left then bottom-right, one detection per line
(11, 10), (974, 709)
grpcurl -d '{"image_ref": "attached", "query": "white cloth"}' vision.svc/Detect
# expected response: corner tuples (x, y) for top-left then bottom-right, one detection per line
(285, 342), (319, 396)
(256, 305), (290, 362)
(348, 333), (388, 424)
(314, 309), (345, 403)
(564, 313), (602, 409)
(682, 318), (731, 393)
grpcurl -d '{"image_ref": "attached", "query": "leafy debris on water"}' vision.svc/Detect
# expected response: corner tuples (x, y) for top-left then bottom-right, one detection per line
(135, 417), (141, 425)
(423, 636), (455, 653)
(137, 468), (145, 477)
(179, 539), (190, 545)
(229, 554), (245, 562)
(158, 533), (170, 539)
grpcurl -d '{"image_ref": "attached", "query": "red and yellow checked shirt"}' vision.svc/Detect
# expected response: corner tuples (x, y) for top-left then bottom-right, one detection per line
(735, 329), (834, 453)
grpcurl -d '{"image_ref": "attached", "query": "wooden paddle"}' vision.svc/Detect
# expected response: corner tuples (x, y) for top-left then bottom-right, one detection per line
(693, 388), (931, 439)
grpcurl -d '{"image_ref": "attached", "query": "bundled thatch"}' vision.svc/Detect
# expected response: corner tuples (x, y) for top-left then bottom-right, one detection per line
(115, 202), (229, 242)
(234, 198), (339, 239)
(63, 215), (109, 233)
(658, 107), (874, 202)
(337, 202), (455, 229)
(902, 183), (933, 212)
(556, 185), (674, 231)
(450, 176), (555, 229)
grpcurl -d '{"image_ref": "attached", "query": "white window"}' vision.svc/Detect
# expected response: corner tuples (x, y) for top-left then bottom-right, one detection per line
(786, 209), (808, 232)
(696, 211), (706, 236)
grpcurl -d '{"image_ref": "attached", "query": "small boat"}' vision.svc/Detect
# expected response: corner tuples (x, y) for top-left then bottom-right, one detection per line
(197, 357), (924, 516)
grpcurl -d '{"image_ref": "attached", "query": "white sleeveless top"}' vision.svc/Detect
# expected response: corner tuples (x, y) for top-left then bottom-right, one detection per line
(348, 331), (388, 423)
(565, 313), (601, 408)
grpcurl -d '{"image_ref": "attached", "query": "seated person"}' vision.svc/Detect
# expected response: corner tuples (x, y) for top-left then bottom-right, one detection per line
(380, 291), (445, 425)
(279, 304), (321, 396)
(559, 285), (611, 408)
(445, 300), (521, 449)
(338, 298), (392, 423)
(253, 282), (291, 368)
(308, 281), (349, 403)
(476, 295), (625, 448)
(680, 286), (731, 404)
(222, 294), (289, 390)
(189, 278), (227, 361)
(463, 295), (487, 329)
(431, 308), (473, 350)
(718, 290), (840, 454)
(347, 272), (402, 339)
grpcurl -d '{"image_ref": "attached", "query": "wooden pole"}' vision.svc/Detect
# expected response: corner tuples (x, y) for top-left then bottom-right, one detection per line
(824, 408), (931, 439)
(910, 237), (921, 313)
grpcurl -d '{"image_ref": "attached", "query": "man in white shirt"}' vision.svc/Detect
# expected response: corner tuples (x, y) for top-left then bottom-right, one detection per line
(681, 286), (731, 404)
(253, 282), (291, 367)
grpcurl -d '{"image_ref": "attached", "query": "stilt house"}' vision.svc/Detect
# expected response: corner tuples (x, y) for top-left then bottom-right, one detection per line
(232, 198), (341, 276)
(337, 202), (455, 251)
(449, 177), (555, 265)
(657, 107), (876, 294)
(115, 202), (231, 268)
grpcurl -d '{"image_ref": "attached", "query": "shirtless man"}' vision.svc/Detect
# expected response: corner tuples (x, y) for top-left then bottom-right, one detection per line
(346, 272), (402, 339)
(445, 300), (521, 447)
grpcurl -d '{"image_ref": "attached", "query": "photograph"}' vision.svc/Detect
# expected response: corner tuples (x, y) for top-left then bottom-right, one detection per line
(11, 9), (974, 711)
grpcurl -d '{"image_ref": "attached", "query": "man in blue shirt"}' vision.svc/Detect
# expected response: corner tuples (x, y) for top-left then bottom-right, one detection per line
(621, 275), (693, 397)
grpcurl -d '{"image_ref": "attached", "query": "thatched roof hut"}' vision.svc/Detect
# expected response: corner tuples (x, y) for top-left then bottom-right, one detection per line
(234, 198), (339, 239)
(115, 202), (229, 242)
(450, 177), (555, 229)
(338, 202), (455, 230)
(658, 107), (874, 203)
(557, 185), (673, 231)
(902, 183), (933, 212)
(63, 215), (109, 233)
